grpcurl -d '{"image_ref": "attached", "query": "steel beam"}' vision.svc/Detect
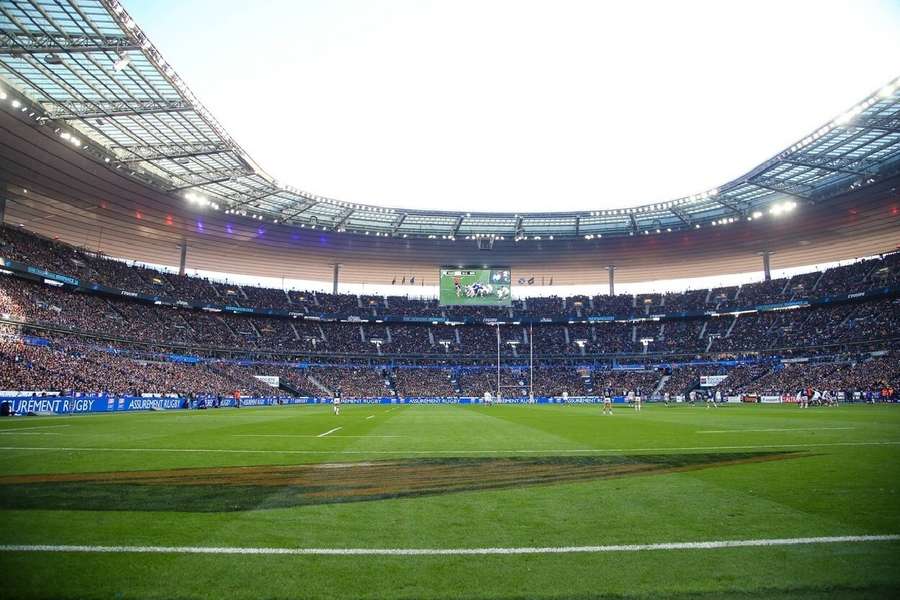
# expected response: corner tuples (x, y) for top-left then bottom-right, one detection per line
(113, 142), (231, 163)
(746, 178), (813, 200)
(390, 213), (407, 236)
(0, 31), (139, 55)
(333, 207), (354, 230)
(45, 99), (192, 119)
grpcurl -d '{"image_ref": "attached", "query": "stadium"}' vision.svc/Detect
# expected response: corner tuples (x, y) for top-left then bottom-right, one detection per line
(0, 0), (899, 598)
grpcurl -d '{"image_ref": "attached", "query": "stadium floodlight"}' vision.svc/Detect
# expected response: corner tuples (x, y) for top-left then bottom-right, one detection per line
(0, 90), (6, 100)
(880, 83), (897, 98)
(752, 211), (763, 219)
(11, 99), (21, 108)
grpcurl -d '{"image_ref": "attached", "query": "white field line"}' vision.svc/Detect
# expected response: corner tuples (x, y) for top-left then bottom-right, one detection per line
(697, 427), (856, 434)
(366, 415), (375, 420)
(1, 535), (897, 557)
(2, 440), (899, 456)
(317, 427), (343, 438)
(233, 434), (402, 439)
(0, 432), (62, 436)
(0, 424), (71, 432)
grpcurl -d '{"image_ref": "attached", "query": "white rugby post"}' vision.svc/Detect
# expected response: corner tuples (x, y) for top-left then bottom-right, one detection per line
(529, 322), (534, 401)
(496, 324), (501, 401)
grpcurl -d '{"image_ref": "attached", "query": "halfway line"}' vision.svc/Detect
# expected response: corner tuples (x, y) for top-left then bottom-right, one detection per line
(1, 535), (897, 556)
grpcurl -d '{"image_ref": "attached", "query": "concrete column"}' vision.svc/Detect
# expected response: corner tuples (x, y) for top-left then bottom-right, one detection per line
(178, 238), (188, 276)
(607, 265), (616, 296)
(760, 251), (772, 282)
(332, 263), (341, 295)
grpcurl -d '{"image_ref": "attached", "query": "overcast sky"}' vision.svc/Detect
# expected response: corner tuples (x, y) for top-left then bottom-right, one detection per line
(126, 0), (900, 213)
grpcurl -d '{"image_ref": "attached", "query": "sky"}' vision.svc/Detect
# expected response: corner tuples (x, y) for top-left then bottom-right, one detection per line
(124, 0), (900, 213)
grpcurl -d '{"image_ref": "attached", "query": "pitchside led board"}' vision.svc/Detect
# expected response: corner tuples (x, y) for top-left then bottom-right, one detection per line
(439, 267), (512, 306)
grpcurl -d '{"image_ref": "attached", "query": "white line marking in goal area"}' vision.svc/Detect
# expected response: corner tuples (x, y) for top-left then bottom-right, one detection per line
(317, 427), (343, 438)
(2, 440), (900, 456)
(697, 427), (856, 434)
(1, 535), (897, 557)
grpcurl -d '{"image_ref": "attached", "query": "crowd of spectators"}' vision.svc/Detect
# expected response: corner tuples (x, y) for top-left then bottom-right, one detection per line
(393, 368), (456, 397)
(2, 226), (899, 374)
(3, 273), (898, 360)
(2, 324), (895, 399)
(3, 225), (899, 323)
(0, 337), (274, 397)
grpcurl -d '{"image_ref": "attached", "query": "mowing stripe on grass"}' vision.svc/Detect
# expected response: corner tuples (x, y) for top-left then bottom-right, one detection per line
(0, 425), (70, 433)
(233, 434), (402, 438)
(2, 440), (900, 455)
(317, 427), (343, 438)
(697, 427), (856, 434)
(2, 535), (897, 556)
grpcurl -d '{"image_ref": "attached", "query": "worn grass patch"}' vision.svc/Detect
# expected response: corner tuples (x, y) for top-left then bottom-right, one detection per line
(0, 452), (799, 512)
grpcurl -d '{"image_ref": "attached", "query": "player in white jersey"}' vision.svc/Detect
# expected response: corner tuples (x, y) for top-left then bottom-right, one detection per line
(714, 388), (722, 407)
(562, 390), (569, 405)
(332, 387), (342, 416)
(484, 390), (493, 406)
(688, 389), (696, 406)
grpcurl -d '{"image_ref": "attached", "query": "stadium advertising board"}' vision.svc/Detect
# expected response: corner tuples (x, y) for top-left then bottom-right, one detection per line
(439, 267), (512, 306)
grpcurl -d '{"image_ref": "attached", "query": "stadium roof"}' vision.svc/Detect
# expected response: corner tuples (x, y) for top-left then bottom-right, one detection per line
(1, 0), (899, 242)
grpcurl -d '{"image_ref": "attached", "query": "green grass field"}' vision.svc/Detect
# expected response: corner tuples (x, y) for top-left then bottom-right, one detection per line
(1, 403), (899, 599)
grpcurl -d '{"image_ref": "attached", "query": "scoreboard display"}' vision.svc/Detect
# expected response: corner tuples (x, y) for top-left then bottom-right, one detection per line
(439, 267), (512, 306)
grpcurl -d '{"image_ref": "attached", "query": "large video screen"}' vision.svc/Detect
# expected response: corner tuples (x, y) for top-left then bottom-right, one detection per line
(439, 267), (512, 306)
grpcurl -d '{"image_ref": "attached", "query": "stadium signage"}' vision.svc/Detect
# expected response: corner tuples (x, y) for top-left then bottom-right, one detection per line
(225, 305), (253, 314)
(757, 300), (810, 312)
(22, 264), (79, 286)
